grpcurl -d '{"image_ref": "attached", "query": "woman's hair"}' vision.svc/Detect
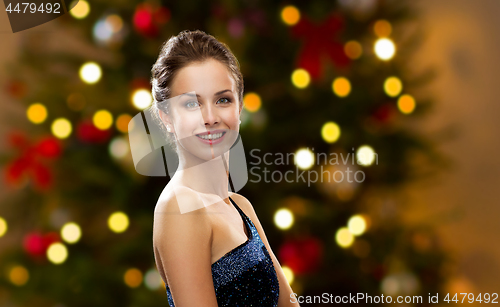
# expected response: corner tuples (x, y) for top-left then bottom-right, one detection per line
(150, 30), (244, 150)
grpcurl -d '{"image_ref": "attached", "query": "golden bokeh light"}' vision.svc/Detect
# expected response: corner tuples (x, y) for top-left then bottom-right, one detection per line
(281, 6), (300, 26)
(344, 41), (363, 59)
(108, 211), (129, 233)
(332, 77), (351, 97)
(356, 145), (376, 166)
(243, 92), (262, 113)
(347, 215), (367, 236)
(384, 76), (403, 97)
(282, 266), (295, 284)
(93, 110), (113, 130)
(124, 268), (143, 288)
(291, 69), (310, 89)
(335, 227), (354, 248)
(47, 242), (68, 264)
(79, 62), (102, 84)
(321, 122), (341, 143)
(0, 217), (7, 237)
(51, 118), (72, 139)
(69, 0), (90, 19)
(61, 222), (82, 244)
(132, 89), (152, 110)
(116, 114), (132, 133)
(374, 38), (396, 60)
(397, 94), (416, 114)
(27, 103), (48, 124)
(9, 266), (29, 286)
(294, 148), (315, 170)
(274, 208), (294, 230)
(106, 14), (123, 33)
(374, 19), (392, 37)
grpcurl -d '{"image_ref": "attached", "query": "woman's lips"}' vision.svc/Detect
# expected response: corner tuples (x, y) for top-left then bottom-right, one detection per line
(195, 131), (226, 145)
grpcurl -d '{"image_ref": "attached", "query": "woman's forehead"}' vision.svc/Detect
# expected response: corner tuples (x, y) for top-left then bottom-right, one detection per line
(170, 59), (236, 98)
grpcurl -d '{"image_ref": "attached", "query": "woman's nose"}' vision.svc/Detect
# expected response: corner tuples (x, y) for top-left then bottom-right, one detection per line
(202, 104), (219, 126)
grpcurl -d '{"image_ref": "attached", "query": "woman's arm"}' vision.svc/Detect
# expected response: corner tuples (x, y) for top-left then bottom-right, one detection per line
(230, 193), (301, 307)
(153, 189), (219, 307)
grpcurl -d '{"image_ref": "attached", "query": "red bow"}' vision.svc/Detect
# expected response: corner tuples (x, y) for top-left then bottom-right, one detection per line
(5, 132), (62, 190)
(291, 13), (350, 80)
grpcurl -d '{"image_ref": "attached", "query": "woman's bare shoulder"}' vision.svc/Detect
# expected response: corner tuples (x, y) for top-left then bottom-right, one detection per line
(153, 186), (212, 244)
(228, 192), (256, 216)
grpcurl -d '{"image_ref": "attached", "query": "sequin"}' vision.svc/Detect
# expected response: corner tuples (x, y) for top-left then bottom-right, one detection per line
(166, 197), (280, 306)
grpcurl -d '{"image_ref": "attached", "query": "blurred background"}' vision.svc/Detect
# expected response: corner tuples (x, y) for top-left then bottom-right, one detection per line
(0, 0), (499, 306)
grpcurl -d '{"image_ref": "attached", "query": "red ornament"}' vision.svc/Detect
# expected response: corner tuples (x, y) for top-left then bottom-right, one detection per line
(4, 132), (62, 190)
(5, 79), (27, 99)
(23, 231), (60, 259)
(291, 13), (350, 80)
(133, 3), (170, 38)
(279, 236), (324, 275)
(130, 78), (151, 91)
(372, 103), (397, 124)
(77, 120), (112, 144)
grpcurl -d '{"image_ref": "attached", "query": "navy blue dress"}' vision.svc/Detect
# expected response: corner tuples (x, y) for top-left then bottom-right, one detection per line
(166, 196), (280, 306)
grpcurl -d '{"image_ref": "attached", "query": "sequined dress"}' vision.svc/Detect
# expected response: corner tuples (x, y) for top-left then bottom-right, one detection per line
(165, 196), (280, 306)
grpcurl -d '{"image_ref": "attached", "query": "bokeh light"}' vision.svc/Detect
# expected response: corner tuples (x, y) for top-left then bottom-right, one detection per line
(51, 118), (72, 139)
(321, 122), (341, 143)
(79, 62), (102, 84)
(344, 40), (363, 59)
(9, 266), (29, 286)
(335, 227), (354, 248)
(347, 215), (367, 236)
(356, 145), (376, 166)
(384, 76), (403, 97)
(294, 148), (315, 170)
(47, 242), (68, 264)
(27, 103), (48, 124)
(124, 268), (143, 288)
(93, 110), (113, 130)
(144, 268), (163, 290)
(274, 208), (294, 230)
(291, 69), (310, 89)
(397, 94), (416, 114)
(109, 137), (129, 159)
(243, 92), (262, 112)
(332, 77), (351, 97)
(282, 266), (295, 284)
(106, 14), (123, 33)
(374, 38), (396, 60)
(61, 222), (81, 244)
(0, 217), (7, 237)
(281, 6), (300, 26)
(69, 0), (90, 19)
(108, 211), (129, 233)
(116, 114), (132, 133)
(374, 19), (392, 37)
(132, 89), (152, 110)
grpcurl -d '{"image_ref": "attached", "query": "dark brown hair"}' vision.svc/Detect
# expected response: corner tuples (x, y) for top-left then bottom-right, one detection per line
(150, 30), (244, 149)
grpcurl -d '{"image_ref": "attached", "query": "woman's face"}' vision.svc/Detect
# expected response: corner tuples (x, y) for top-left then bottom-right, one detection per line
(162, 59), (241, 162)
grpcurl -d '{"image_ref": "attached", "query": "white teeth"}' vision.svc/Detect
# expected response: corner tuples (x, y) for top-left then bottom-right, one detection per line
(198, 133), (223, 140)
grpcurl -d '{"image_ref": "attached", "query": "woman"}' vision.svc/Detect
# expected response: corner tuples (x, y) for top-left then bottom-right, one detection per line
(151, 30), (300, 306)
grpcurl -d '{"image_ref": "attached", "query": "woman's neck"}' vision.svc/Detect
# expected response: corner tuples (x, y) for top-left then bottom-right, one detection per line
(172, 151), (231, 205)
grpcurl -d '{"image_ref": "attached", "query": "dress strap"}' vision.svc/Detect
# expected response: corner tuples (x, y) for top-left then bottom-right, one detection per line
(228, 196), (243, 214)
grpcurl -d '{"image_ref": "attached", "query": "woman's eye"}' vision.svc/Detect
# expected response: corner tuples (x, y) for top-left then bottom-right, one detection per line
(217, 98), (231, 104)
(185, 101), (200, 108)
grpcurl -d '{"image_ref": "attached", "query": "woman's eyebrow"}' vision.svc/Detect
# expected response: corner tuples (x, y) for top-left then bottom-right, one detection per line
(177, 89), (232, 99)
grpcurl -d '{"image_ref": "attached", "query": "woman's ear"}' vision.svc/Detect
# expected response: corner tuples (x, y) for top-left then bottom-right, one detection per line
(158, 109), (173, 133)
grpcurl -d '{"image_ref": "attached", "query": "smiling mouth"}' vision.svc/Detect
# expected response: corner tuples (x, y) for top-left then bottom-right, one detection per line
(196, 132), (226, 140)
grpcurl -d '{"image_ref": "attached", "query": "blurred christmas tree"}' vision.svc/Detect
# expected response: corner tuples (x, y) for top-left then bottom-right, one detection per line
(0, 0), (453, 306)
